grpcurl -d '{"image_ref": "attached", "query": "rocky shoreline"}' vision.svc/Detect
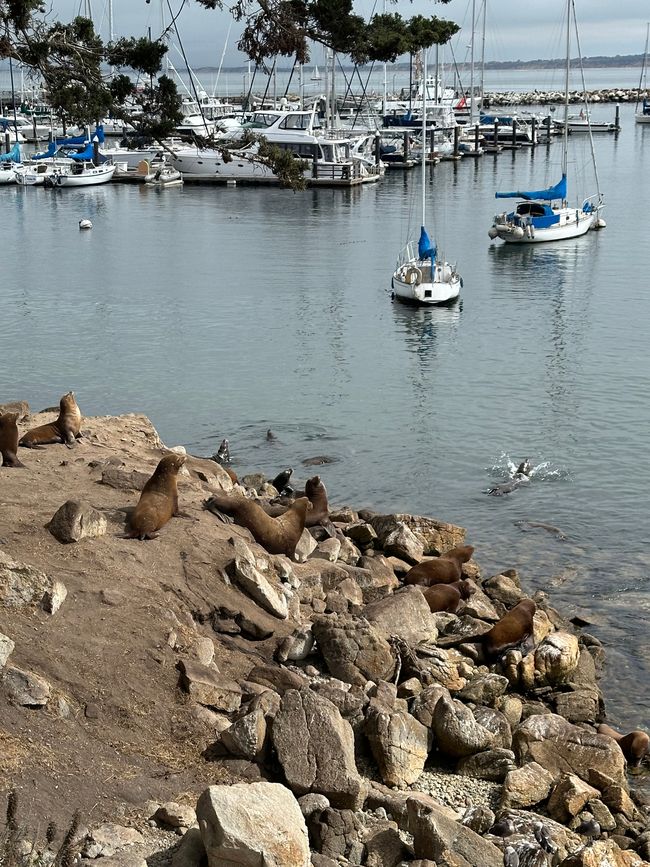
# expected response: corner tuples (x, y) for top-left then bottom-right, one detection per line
(0, 405), (648, 867)
(481, 88), (648, 107)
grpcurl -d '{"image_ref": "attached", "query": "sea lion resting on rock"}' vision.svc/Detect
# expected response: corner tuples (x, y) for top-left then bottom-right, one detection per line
(127, 453), (186, 540)
(264, 475), (330, 529)
(19, 392), (82, 448)
(598, 724), (649, 767)
(421, 579), (474, 613)
(403, 545), (475, 587)
(204, 492), (312, 558)
(0, 412), (24, 467)
(482, 599), (536, 659)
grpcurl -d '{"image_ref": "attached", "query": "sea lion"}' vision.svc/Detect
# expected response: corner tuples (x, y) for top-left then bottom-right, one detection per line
(0, 413), (25, 467)
(212, 438), (231, 464)
(421, 579), (474, 613)
(19, 392), (82, 448)
(271, 467), (293, 493)
(302, 455), (337, 466)
(515, 458), (533, 477)
(203, 493), (312, 558)
(403, 545), (475, 587)
(266, 428), (276, 441)
(482, 599), (537, 659)
(486, 475), (530, 496)
(597, 724), (649, 767)
(304, 475), (330, 526)
(126, 453), (186, 540)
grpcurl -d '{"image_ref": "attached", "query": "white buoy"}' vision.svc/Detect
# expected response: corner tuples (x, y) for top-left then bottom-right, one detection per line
(79, 219), (93, 230)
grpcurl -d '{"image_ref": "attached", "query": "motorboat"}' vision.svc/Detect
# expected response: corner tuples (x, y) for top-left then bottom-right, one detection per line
(144, 163), (183, 187)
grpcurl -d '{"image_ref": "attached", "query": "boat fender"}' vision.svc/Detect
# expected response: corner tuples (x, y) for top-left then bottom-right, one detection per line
(525, 224), (532, 239)
(488, 226), (498, 240)
(404, 266), (421, 285)
(513, 226), (525, 239)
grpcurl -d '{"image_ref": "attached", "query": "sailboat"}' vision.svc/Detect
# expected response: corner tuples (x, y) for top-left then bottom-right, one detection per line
(310, 65), (321, 82)
(488, 0), (605, 244)
(635, 23), (650, 125)
(391, 51), (461, 306)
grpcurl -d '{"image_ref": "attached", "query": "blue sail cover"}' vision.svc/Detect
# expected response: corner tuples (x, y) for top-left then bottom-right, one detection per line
(418, 226), (437, 261)
(495, 173), (567, 201)
(0, 142), (20, 162)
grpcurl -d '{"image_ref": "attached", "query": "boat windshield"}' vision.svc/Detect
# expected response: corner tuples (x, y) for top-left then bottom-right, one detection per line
(516, 202), (553, 217)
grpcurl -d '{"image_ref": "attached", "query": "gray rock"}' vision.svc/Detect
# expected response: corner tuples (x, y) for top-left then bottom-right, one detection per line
(513, 714), (626, 785)
(309, 807), (365, 864)
(482, 572), (525, 607)
(346, 558), (398, 602)
(41, 580), (68, 615)
(197, 782), (310, 867)
(458, 673), (509, 706)
(171, 828), (207, 867)
(370, 514), (466, 556)
(46, 500), (107, 543)
(457, 748), (516, 782)
(553, 688), (602, 724)
(231, 556), (288, 619)
(379, 524), (424, 563)
(343, 522), (378, 546)
(83, 824), (144, 858)
(534, 632), (580, 686)
(472, 705), (513, 750)
(220, 707), (267, 761)
(100, 466), (150, 491)
(298, 793), (330, 819)
(363, 586), (438, 645)
(433, 693), (495, 758)
(365, 707), (429, 787)
(3, 665), (51, 707)
(294, 528), (318, 563)
(0, 551), (52, 608)
(501, 762), (555, 809)
(0, 632), (15, 668)
(311, 615), (395, 686)
(272, 687), (364, 809)
(407, 796), (503, 867)
(246, 664), (308, 695)
(365, 825), (410, 867)
(311, 538), (341, 562)
(461, 805), (496, 835)
(153, 802), (196, 830)
(177, 660), (242, 712)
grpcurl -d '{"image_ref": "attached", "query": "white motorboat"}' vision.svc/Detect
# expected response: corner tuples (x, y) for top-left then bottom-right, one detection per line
(144, 163), (183, 187)
(488, 0), (605, 245)
(391, 51), (461, 306)
(554, 111), (618, 133)
(170, 107), (376, 185)
(45, 160), (115, 187)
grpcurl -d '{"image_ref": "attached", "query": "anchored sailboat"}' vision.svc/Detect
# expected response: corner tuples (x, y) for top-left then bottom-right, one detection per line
(635, 23), (650, 125)
(488, 0), (605, 244)
(391, 51), (461, 306)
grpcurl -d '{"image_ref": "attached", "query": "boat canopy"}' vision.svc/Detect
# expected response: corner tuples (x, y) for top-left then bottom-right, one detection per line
(418, 226), (437, 261)
(495, 173), (567, 202)
(0, 142), (20, 162)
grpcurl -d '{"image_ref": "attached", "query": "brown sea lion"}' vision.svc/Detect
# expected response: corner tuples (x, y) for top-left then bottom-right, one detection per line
(19, 392), (82, 448)
(421, 579), (474, 613)
(203, 493), (312, 558)
(598, 724), (649, 767)
(127, 453), (186, 540)
(304, 475), (329, 526)
(0, 412), (25, 468)
(403, 545), (475, 587)
(482, 599), (537, 659)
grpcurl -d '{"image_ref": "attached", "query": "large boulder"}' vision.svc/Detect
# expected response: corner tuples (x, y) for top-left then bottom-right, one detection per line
(311, 615), (395, 686)
(534, 632), (580, 686)
(230, 555), (288, 619)
(271, 687), (364, 808)
(513, 714), (627, 785)
(0, 551), (52, 608)
(363, 586), (438, 645)
(407, 796), (503, 867)
(3, 665), (51, 707)
(46, 500), (107, 543)
(501, 761), (555, 809)
(547, 774), (600, 823)
(370, 514), (465, 556)
(432, 693), (495, 758)
(365, 707), (429, 787)
(196, 782), (310, 867)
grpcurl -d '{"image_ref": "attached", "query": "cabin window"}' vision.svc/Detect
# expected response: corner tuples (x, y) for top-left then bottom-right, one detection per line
(279, 114), (311, 130)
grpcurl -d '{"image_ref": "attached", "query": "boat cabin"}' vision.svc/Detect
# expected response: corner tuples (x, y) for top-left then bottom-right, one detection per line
(510, 201), (560, 227)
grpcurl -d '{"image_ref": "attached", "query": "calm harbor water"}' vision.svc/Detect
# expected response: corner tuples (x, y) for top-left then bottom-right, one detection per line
(1, 102), (648, 742)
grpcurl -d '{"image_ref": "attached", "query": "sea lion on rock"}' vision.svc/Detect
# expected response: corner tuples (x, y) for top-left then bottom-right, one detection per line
(421, 579), (474, 613)
(482, 599), (536, 659)
(126, 453), (186, 540)
(597, 723), (649, 767)
(403, 545), (475, 587)
(19, 392), (82, 448)
(304, 475), (330, 526)
(203, 493), (312, 558)
(0, 413), (25, 467)
(271, 467), (293, 493)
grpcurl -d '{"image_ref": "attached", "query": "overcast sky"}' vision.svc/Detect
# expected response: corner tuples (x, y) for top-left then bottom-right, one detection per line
(48, 0), (649, 68)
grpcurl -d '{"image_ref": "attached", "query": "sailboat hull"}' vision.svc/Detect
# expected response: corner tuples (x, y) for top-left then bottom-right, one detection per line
(491, 205), (596, 244)
(392, 260), (461, 305)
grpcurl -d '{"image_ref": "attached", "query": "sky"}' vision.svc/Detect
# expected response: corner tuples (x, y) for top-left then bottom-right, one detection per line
(48, 0), (649, 68)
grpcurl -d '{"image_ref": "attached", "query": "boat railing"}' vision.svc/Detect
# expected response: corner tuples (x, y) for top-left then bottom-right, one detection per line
(310, 160), (363, 182)
(396, 240), (418, 267)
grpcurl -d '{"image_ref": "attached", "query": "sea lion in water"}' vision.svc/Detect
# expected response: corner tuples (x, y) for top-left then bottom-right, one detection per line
(482, 599), (537, 659)
(421, 579), (474, 613)
(127, 453), (186, 540)
(271, 467), (293, 493)
(212, 438), (231, 464)
(266, 428), (276, 441)
(204, 493), (311, 558)
(403, 545), (475, 587)
(515, 458), (533, 477)
(0, 413), (25, 467)
(19, 392), (82, 448)
(597, 724), (649, 767)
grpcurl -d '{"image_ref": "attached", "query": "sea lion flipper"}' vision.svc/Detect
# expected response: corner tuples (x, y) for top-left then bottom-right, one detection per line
(203, 499), (234, 524)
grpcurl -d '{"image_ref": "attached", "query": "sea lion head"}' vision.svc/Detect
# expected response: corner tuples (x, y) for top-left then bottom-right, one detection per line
(0, 412), (19, 428)
(305, 475), (322, 494)
(60, 391), (77, 410)
(157, 453), (187, 475)
(516, 458), (532, 476)
(458, 580), (475, 600)
(292, 496), (313, 517)
(449, 544), (474, 564)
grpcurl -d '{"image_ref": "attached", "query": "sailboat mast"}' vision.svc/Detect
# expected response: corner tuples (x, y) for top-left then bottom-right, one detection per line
(562, 0), (570, 187)
(479, 0), (487, 113)
(422, 49), (427, 229)
(635, 23), (649, 112)
(469, 0), (476, 125)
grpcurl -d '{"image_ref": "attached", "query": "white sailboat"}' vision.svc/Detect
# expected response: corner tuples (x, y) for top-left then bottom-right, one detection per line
(488, 0), (605, 244)
(391, 50), (461, 306)
(635, 23), (650, 125)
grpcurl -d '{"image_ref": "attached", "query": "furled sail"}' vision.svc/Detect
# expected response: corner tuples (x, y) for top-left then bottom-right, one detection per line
(0, 142), (20, 162)
(495, 174), (567, 202)
(418, 226), (437, 261)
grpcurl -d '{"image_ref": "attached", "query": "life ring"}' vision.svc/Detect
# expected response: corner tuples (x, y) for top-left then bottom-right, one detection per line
(403, 266), (421, 285)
